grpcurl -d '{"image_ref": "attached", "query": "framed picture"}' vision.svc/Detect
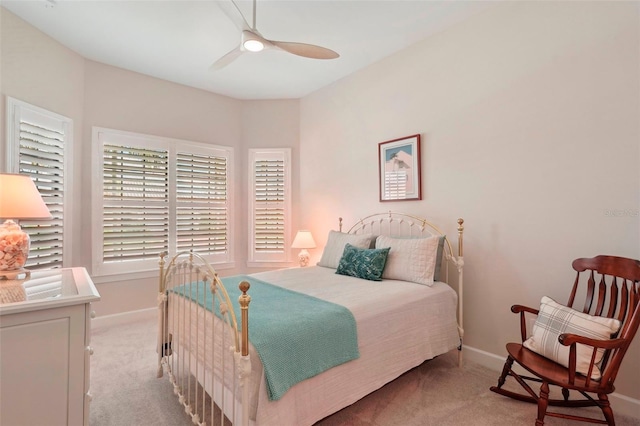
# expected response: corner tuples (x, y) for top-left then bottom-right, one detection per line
(378, 134), (422, 202)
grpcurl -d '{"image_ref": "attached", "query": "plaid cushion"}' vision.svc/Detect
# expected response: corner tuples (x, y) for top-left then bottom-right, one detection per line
(523, 296), (621, 380)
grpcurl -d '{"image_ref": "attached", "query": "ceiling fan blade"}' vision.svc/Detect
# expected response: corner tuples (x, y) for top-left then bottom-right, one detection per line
(271, 41), (339, 60)
(216, 0), (251, 32)
(210, 45), (243, 70)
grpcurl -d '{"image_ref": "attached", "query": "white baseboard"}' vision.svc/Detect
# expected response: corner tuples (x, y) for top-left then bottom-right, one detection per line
(92, 307), (156, 330)
(463, 345), (640, 420)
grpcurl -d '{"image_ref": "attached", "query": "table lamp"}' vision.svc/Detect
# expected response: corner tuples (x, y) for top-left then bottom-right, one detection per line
(0, 173), (52, 279)
(291, 230), (316, 267)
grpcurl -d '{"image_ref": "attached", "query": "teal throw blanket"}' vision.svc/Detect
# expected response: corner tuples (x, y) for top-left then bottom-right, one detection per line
(173, 275), (360, 400)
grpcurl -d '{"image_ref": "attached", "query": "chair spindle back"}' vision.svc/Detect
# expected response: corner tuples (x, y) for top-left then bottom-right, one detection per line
(569, 255), (640, 386)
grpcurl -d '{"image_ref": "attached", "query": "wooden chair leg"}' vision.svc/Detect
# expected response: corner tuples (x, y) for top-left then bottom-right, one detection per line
(598, 393), (615, 426)
(496, 355), (514, 389)
(562, 388), (569, 401)
(535, 381), (550, 426)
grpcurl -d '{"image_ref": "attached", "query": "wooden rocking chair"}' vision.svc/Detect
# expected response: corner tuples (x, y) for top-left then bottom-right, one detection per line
(490, 255), (640, 425)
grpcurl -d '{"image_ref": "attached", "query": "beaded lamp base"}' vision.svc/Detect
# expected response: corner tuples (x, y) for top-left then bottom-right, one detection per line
(0, 219), (30, 274)
(297, 249), (310, 267)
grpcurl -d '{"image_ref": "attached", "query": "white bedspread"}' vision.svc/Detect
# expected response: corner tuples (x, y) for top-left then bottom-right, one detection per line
(247, 265), (460, 425)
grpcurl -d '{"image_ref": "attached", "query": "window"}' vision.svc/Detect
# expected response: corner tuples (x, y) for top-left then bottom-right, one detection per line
(92, 128), (234, 276)
(248, 148), (291, 266)
(176, 151), (229, 255)
(5, 98), (73, 270)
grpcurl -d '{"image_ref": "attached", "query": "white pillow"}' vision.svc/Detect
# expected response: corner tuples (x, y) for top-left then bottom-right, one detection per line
(523, 296), (621, 380)
(317, 231), (373, 269)
(375, 235), (440, 286)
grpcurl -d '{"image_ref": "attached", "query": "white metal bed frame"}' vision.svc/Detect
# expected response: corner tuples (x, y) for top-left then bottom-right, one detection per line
(157, 212), (465, 426)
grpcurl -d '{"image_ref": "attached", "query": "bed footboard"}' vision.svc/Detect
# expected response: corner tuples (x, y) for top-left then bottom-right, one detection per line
(157, 251), (251, 426)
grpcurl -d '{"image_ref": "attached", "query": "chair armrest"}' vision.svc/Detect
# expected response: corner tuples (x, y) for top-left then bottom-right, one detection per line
(511, 304), (539, 315)
(558, 333), (625, 350)
(511, 304), (539, 342)
(558, 333), (626, 385)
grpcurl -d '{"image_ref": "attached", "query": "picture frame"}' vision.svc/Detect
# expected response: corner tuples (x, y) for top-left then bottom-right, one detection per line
(378, 134), (422, 202)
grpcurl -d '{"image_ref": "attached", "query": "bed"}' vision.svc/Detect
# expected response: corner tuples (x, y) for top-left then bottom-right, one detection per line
(157, 211), (465, 426)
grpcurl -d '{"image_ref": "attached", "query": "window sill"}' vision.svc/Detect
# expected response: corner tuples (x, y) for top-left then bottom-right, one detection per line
(246, 261), (294, 269)
(92, 261), (236, 284)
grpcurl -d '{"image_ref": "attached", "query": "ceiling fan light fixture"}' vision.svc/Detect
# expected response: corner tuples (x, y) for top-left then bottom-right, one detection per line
(243, 39), (264, 52)
(212, 3), (340, 70)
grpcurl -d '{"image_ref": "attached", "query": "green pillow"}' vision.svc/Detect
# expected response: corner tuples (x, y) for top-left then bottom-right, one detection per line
(336, 244), (390, 281)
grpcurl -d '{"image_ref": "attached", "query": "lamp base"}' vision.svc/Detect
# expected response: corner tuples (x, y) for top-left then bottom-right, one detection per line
(0, 268), (31, 280)
(297, 249), (310, 267)
(0, 219), (31, 275)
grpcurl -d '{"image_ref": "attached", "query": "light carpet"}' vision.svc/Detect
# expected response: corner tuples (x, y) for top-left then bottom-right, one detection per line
(90, 311), (640, 426)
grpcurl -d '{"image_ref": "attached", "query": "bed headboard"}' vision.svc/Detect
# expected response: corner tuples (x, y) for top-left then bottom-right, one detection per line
(339, 211), (464, 282)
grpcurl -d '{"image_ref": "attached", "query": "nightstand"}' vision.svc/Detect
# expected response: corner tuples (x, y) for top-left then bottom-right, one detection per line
(0, 267), (100, 426)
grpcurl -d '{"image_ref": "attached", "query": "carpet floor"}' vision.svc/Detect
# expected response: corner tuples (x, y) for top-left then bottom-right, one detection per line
(90, 311), (640, 426)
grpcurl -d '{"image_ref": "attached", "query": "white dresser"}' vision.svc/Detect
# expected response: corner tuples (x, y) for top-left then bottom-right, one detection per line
(0, 268), (100, 426)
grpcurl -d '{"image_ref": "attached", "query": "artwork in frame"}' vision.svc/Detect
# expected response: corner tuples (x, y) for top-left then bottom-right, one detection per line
(378, 134), (422, 202)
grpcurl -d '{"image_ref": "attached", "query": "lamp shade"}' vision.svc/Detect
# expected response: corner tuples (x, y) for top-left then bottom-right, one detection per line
(0, 173), (52, 220)
(291, 230), (316, 249)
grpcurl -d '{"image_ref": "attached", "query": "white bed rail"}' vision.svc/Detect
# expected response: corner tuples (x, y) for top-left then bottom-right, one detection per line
(157, 251), (251, 426)
(342, 211), (465, 366)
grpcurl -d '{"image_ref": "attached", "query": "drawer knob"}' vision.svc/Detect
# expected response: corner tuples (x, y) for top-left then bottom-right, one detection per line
(90, 311), (96, 319)
(86, 391), (93, 402)
(86, 346), (94, 355)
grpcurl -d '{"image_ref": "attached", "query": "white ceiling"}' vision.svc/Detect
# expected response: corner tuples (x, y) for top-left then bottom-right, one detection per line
(1, 0), (492, 100)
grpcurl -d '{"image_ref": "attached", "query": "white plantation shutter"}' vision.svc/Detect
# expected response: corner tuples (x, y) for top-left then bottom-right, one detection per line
(248, 149), (291, 265)
(93, 128), (234, 276)
(6, 98), (72, 270)
(102, 144), (169, 263)
(176, 152), (229, 256)
(255, 159), (285, 251)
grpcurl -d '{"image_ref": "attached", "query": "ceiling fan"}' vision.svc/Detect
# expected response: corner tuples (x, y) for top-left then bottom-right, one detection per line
(212, 0), (340, 70)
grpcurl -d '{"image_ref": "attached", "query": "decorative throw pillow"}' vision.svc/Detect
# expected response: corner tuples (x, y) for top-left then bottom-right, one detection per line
(317, 231), (373, 269)
(336, 244), (390, 281)
(375, 235), (440, 286)
(523, 296), (621, 380)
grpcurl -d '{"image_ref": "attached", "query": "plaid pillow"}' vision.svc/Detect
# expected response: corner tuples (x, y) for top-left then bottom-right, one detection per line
(523, 296), (621, 380)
